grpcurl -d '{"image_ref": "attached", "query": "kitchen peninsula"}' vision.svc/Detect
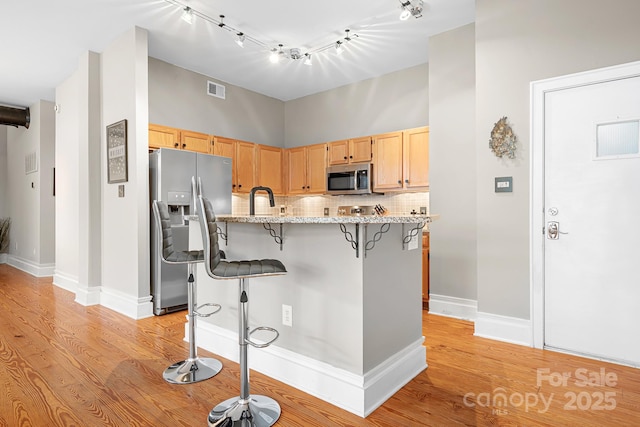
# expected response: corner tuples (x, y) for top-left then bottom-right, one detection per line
(188, 213), (437, 417)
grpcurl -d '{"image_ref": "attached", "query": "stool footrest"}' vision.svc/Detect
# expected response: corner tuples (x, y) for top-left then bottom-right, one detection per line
(245, 326), (279, 348)
(194, 303), (222, 318)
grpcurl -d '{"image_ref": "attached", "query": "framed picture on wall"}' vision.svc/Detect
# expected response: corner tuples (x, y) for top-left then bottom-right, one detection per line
(107, 119), (128, 183)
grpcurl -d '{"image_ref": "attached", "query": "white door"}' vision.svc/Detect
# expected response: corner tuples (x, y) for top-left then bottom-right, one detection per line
(544, 75), (640, 365)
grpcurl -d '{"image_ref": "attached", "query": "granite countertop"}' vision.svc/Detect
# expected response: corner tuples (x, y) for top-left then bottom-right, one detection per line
(214, 214), (439, 224)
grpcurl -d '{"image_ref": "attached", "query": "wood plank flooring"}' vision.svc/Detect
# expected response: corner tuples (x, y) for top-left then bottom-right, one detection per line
(1, 264), (639, 426)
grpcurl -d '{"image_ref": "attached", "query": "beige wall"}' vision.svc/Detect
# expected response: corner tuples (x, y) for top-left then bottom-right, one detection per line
(148, 57), (285, 147)
(0, 127), (7, 218)
(284, 63), (428, 147)
(428, 23), (477, 302)
(475, 0), (640, 319)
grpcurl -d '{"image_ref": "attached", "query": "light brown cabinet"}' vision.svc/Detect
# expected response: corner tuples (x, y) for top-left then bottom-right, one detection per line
(422, 232), (430, 310)
(372, 126), (429, 192)
(257, 144), (284, 195)
(286, 143), (327, 195)
(212, 136), (256, 193)
(149, 124), (180, 150)
(327, 137), (372, 165)
(180, 130), (211, 153)
(149, 124), (211, 153)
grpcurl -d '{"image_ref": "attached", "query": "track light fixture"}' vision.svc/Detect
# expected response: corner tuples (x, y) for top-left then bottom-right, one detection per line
(181, 6), (194, 24)
(235, 32), (245, 48)
(399, 0), (424, 20)
(399, 0), (424, 21)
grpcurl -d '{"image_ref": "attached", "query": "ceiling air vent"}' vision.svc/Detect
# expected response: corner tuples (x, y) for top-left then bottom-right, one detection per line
(207, 80), (226, 99)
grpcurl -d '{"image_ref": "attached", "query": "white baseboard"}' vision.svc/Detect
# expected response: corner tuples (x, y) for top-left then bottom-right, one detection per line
(196, 322), (427, 417)
(75, 284), (102, 306)
(474, 311), (532, 347)
(429, 294), (477, 321)
(0, 253), (7, 264)
(7, 255), (55, 277)
(53, 270), (79, 293)
(99, 287), (154, 320)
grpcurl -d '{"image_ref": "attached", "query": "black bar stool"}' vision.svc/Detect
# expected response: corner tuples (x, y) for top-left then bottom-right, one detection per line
(152, 200), (223, 384)
(197, 195), (286, 427)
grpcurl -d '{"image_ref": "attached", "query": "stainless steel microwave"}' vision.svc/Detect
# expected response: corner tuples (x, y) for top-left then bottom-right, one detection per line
(326, 163), (372, 195)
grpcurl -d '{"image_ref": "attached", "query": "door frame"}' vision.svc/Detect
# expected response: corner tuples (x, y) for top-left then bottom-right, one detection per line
(530, 60), (640, 349)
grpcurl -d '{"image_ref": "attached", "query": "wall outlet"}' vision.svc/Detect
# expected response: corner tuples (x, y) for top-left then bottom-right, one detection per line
(420, 206), (427, 215)
(282, 304), (292, 327)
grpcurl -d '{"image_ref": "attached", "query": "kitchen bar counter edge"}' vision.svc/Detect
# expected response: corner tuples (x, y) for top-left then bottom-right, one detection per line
(210, 214), (439, 224)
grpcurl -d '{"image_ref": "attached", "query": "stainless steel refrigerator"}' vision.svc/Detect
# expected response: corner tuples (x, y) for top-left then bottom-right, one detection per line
(149, 148), (232, 315)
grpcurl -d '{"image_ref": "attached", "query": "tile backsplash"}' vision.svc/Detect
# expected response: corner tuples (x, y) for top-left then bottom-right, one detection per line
(232, 192), (429, 216)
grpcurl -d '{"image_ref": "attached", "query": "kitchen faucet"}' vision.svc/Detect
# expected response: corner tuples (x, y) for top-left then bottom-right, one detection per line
(249, 186), (275, 215)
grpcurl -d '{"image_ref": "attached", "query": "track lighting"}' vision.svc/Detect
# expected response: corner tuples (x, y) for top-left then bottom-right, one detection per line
(163, 0), (396, 66)
(181, 6), (194, 24)
(235, 32), (245, 48)
(399, 0), (423, 20)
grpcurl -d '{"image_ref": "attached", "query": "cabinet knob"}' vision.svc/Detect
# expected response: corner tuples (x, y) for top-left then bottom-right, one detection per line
(306, 186), (310, 189)
(238, 184), (242, 188)
(398, 180), (402, 184)
(344, 156), (347, 160)
(174, 143), (179, 148)
(182, 143), (186, 149)
(405, 179), (409, 183)
(349, 155), (353, 159)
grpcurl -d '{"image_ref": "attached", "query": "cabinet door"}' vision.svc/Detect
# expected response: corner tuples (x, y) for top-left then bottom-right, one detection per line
(149, 124), (180, 150)
(306, 143), (327, 194)
(403, 126), (429, 189)
(287, 147), (307, 195)
(235, 141), (256, 193)
(257, 145), (283, 194)
(327, 139), (349, 165)
(349, 136), (372, 163)
(213, 136), (236, 191)
(372, 131), (403, 191)
(181, 130), (211, 153)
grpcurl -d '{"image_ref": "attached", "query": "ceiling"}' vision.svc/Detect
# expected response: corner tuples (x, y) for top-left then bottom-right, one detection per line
(0, 0), (474, 108)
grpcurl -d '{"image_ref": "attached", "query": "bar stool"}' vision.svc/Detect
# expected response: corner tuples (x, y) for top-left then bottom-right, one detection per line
(197, 195), (286, 427)
(152, 200), (223, 384)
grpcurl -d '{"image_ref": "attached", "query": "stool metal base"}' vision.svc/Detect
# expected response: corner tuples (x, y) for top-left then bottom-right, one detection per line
(163, 357), (222, 384)
(207, 395), (281, 427)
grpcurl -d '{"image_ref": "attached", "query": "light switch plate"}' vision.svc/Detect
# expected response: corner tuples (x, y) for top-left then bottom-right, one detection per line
(495, 176), (513, 193)
(118, 185), (125, 197)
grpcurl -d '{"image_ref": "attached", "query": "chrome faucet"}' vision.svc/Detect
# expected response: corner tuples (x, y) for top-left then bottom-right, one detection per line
(249, 186), (275, 215)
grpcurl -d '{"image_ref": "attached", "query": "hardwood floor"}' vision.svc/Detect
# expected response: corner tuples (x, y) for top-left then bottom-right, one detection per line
(1, 264), (639, 426)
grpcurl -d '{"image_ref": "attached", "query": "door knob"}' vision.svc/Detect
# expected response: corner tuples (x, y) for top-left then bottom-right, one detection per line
(547, 221), (568, 240)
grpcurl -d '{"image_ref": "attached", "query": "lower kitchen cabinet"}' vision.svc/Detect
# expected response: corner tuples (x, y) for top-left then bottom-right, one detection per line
(422, 232), (430, 310)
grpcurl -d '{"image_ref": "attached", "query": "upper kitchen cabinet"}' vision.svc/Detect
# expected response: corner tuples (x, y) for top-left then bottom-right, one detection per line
(403, 126), (429, 189)
(327, 137), (372, 165)
(180, 130), (211, 154)
(213, 136), (256, 193)
(287, 143), (327, 195)
(148, 124), (211, 154)
(372, 126), (429, 192)
(149, 123), (180, 150)
(257, 144), (284, 195)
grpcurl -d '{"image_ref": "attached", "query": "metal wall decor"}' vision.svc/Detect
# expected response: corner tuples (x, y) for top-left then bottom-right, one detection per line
(107, 119), (128, 183)
(489, 116), (517, 159)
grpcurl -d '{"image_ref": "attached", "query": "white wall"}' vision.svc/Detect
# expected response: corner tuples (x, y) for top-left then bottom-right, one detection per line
(0, 127), (7, 218)
(428, 24), (477, 313)
(6, 100), (55, 275)
(475, 0), (640, 322)
(284, 63), (428, 147)
(53, 51), (102, 302)
(100, 27), (152, 318)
